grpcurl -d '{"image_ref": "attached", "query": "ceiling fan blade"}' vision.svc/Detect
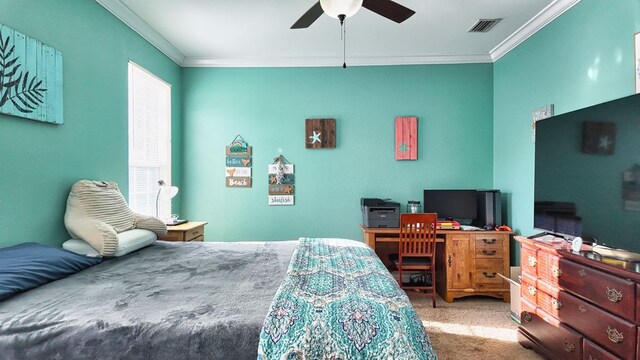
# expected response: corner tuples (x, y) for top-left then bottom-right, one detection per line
(291, 2), (324, 29)
(362, 0), (415, 23)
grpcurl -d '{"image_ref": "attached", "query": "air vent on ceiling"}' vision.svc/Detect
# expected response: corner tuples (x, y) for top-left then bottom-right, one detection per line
(468, 19), (502, 33)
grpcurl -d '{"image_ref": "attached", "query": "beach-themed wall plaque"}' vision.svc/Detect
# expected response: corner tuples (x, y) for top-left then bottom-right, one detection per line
(269, 155), (294, 205)
(395, 116), (418, 160)
(225, 135), (253, 188)
(305, 118), (336, 148)
(0, 24), (63, 124)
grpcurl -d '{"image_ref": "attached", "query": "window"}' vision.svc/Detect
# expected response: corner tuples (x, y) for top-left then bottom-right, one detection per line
(128, 62), (172, 220)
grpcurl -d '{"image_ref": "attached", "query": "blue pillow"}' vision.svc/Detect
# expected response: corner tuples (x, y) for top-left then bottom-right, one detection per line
(0, 242), (102, 301)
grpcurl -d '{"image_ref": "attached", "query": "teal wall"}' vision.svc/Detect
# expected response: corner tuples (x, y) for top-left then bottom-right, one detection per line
(182, 65), (494, 241)
(5, 0), (638, 254)
(0, 1), (182, 248)
(494, 0), (640, 263)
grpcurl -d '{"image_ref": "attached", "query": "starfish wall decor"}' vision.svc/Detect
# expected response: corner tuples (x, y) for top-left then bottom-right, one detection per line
(305, 118), (336, 149)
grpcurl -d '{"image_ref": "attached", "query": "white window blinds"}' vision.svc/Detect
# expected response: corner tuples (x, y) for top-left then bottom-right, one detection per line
(128, 62), (172, 220)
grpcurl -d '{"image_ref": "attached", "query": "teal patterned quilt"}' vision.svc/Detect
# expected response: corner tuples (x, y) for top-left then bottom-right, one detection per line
(257, 238), (438, 360)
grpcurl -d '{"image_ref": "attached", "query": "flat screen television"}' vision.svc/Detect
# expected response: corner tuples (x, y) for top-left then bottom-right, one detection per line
(423, 190), (477, 222)
(534, 93), (640, 252)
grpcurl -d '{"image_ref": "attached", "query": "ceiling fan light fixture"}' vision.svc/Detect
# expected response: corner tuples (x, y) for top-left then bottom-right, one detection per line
(320, 0), (363, 19)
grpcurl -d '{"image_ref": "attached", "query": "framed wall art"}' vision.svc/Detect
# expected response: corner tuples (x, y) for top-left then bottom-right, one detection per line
(305, 118), (336, 149)
(0, 24), (63, 124)
(395, 116), (418, 160)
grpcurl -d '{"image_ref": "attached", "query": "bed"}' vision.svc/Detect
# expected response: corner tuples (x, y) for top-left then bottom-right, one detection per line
(0, 238), (437, 360)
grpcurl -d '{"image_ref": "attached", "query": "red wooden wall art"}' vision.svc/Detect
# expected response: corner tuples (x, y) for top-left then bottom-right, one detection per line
(395, 116), (418, 160)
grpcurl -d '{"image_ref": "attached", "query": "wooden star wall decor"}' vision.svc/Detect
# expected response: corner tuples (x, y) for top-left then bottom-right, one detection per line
(305, 118), (336, 148)
(582, 121), (616, 155)
(395, 116), (418, 160)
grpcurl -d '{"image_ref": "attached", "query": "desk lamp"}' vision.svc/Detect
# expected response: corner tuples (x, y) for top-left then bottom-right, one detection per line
(156, 180), (185, 225)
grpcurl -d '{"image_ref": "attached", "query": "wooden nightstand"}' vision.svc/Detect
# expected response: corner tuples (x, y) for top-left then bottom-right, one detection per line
(159, 221), (208, 242)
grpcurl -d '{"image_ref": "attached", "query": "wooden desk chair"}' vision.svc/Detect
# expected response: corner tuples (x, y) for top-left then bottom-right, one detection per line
(389, 213), (438, 308)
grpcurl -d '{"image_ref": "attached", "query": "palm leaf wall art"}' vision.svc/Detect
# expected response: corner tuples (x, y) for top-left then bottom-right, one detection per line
(0, 24), (63, 124)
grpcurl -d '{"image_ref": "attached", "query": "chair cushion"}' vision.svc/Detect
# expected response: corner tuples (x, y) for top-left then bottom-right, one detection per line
(389, 254), (432, 266)
(63, 229), (157, 257)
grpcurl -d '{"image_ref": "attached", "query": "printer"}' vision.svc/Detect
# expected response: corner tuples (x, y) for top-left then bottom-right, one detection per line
(361, 198), (400, 228)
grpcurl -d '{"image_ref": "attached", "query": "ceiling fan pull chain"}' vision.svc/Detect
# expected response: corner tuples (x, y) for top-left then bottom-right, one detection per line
(337, 14), (347, 69)
(342, 18), (347, 68)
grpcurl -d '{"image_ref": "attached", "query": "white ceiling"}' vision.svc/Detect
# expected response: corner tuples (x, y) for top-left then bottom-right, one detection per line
(97, 0), (580, 67)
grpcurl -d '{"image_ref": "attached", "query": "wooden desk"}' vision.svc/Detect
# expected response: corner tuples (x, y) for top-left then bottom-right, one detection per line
(160, 221), (208, 242)
(361, 224), (511, 303)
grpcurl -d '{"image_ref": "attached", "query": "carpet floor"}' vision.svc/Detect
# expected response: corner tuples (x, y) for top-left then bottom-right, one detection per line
(410, 294), (543, 360)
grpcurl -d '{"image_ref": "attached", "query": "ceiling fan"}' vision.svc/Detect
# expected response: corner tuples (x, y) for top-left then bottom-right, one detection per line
(291, 0), (416, 29)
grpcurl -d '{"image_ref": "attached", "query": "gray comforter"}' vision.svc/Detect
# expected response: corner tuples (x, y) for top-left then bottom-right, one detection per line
(0, 240), (297, 360)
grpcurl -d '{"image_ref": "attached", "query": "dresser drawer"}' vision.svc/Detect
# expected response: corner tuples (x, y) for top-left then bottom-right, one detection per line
(555, 258), (636, 321)
(160, 230), (185, 241)
(474, 259), (505, 289)
(521, 272), (538, 304)
(537, 250), (560, 284)
(188, 235), (204, 242)
(552, 289), (636, 359)
(521, 245), (538, 277)
(520, 299), (583, 360)
(584, 339), (623, 360)
(184, 225), (204, 240)
(474, 235), (504, 258)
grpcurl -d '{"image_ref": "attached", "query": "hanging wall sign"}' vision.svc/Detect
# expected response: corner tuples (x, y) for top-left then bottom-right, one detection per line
(226, 157), (252, 167)
(267, 163), (294, 174)
(225, 167), (251, 177)
(395, 116), (418, 160)
(269, 174), (294, 185)
(269, 155), (295, 205)
(227, 177), (252, 188)
(0, 24), (63, 124)
(269, 184), (294, 195)
(269, 195), (294, 206)
(225, 135), (253, 188)
(305, 118), (336, 148)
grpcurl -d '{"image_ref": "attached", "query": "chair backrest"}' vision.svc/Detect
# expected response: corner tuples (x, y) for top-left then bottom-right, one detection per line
(399, 213), (438, 257)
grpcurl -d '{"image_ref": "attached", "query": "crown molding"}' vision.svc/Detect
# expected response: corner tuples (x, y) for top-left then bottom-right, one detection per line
(98, 0), (578, 68)
(182, 54), (494, 68)
(489, 0), (581, 61)
(96, 0), (185, 65)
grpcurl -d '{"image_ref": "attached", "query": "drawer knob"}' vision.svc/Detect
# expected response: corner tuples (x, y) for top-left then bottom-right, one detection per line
(528, 256), (537, 267)
(578, 269), (587, 278)
(482, 272), (497, 278)
(606, 287), (623, 303)
(552, 266), (562, 278)
(551, 298), (562, 310)
(563, 339), (575, 352)
(578, 305), (587, 313)
(482, 249), (497, 256)
(527, 285), (537, 296)
(483, 238), (497, 244)
(522, 311), (532, 323)
(607, 326), (624, 344)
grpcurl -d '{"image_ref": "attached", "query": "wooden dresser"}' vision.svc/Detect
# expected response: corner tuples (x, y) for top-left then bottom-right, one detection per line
(515, 236), (639, 360)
